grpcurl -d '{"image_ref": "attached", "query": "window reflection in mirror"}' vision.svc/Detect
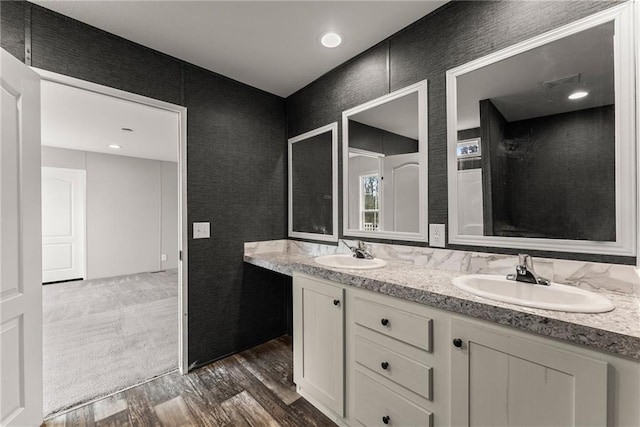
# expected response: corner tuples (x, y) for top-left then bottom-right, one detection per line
(343, 81), (427, 242)
(447, 4), (635, 256)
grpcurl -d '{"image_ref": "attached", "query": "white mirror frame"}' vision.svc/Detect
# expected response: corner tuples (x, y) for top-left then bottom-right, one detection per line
(288, 122), (339, 242)
(446, 3), (636, 256)
(342, 80), (428, 242)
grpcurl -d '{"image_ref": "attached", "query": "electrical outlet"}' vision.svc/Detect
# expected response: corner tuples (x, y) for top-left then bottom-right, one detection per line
(161, 254), (167, 262)
(429, 224), (446, 248)
(193, 222), (210, 239)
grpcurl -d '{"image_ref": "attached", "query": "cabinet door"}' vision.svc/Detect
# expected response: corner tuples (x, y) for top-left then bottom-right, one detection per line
(293, 275), (344, 416)
(451, 319), (607, 427)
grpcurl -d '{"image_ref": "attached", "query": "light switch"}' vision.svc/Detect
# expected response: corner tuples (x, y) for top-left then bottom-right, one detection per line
(193, 222), (210, 239)
(429, 224), (446, 248)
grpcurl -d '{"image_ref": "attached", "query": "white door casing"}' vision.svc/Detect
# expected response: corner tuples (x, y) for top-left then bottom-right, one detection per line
(0, 49), (43, 426)
(34, 67), (189, 374)
(41, 167), (86, 283)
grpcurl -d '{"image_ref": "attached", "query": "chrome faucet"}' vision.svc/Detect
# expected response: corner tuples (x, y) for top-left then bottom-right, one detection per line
(341, 240), (373, 259)
(507, 254), (550, 286)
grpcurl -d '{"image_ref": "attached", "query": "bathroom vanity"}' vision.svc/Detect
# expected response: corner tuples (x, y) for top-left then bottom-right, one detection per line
(244, 243), (640, 427)
(274, 3), (640, 426)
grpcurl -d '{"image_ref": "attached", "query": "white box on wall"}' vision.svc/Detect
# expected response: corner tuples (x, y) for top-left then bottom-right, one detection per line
(193, 222), (210, 239)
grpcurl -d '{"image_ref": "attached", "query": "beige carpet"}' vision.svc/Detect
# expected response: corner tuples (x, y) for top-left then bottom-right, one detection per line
(43, 270), (179, 417)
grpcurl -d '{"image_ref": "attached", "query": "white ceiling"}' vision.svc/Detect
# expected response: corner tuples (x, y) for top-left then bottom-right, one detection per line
(41, 80), (179, 162)
(457, 22), (614, 130)
(351, 91), (418, 139)
(32, 1), (448, 97)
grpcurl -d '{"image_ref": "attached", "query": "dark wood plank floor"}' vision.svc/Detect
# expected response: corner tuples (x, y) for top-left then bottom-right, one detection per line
(44, 336), (335, 427)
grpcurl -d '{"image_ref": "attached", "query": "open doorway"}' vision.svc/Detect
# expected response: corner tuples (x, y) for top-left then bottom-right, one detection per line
(36, 70), (188, 417)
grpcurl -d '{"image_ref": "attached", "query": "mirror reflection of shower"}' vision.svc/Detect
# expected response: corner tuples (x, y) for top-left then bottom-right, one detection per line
(455, 22), (616, 241)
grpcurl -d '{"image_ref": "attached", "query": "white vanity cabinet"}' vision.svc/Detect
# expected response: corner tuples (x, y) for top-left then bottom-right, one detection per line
(451, 319), (608, 426)
(450, 318), (640, 427)
(350, 292), (440, 427)
(292, 274), (345, 418)
(292, 273), (640, 427)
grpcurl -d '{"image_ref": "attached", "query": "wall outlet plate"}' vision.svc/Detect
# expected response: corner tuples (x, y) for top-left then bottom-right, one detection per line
(429, 224), (446, 248)
(161, 254), (167, 261)
(193, 222), (211, 239)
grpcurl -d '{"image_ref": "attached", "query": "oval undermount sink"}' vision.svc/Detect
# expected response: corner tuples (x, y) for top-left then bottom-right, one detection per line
(452, 274), (614, 313)
(314, 254), (387, 270)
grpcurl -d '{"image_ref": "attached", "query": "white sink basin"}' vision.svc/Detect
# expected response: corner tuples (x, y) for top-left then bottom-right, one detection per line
(314, 254), (387, 270)
(452, 274), (614, 313)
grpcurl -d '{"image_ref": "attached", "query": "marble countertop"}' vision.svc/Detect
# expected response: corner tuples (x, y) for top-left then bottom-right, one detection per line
(244, 251), (640, 361)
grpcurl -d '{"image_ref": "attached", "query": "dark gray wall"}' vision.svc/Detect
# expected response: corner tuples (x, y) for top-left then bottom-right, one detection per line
(286, 0), (631, 264)
(1, 1), (289, 366)
(480, 99), (508, 236)
(459, 104), (616, 241)
(0, 0), (25, 62)
(349, 121), (418, 155)
(503, 105), (616, 241)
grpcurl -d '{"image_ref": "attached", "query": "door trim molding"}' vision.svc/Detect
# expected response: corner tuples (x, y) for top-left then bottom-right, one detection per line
(32, 68), (190, 375)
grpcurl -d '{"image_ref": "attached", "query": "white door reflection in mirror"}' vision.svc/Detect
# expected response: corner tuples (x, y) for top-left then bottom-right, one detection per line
(384, 154), (419, 233)
(457, 168), (483, 236)
(343, 80), (428, 242)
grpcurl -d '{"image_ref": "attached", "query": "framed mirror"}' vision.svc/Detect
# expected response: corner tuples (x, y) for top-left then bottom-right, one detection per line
(288, 122), (338, 241)
(446, 4), (635, 256)
(343, 81), (428, 242)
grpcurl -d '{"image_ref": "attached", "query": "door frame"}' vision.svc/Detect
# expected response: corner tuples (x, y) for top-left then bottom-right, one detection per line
(33, 68), (190, 375)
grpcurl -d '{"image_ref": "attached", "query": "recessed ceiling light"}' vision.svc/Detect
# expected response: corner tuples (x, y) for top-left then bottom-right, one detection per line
(568, 91), (589, 100)
(320, 32), (342, 48)
(108, 144), (121, 149)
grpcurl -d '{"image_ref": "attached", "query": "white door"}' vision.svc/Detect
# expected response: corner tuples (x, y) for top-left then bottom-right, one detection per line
(0, 49), (43, 426)
(41, 167), (86, 283)
(457, 168), (484, 235)
(382, 153), (419, 233)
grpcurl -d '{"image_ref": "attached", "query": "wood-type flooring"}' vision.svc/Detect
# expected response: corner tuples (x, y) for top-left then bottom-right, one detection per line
(44, 336), (334, 427)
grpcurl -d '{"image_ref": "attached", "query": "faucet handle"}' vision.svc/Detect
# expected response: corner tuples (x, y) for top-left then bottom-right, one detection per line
(518, 253), (532, 268)
(341, 239), (355, 251)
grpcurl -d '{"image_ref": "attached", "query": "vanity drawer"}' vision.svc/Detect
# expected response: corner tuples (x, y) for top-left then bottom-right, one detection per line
(355, 370), (433, 427)
(354, 297), (432, 351)
(355, 336), (432, 400)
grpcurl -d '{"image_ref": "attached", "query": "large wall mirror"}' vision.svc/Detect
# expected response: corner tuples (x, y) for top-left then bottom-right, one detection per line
(343, 81), (428, 242)
(288, 122), (338, 241)
(446, 4), (635, 256)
